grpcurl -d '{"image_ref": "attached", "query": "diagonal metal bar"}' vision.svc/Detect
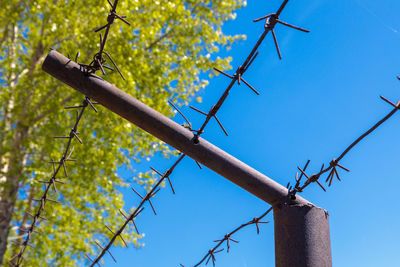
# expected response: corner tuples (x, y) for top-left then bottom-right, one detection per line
(42, 50), (309, 207)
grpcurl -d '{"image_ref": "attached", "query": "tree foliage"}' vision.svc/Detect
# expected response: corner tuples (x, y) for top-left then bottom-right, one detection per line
(0, 0), (245, 265)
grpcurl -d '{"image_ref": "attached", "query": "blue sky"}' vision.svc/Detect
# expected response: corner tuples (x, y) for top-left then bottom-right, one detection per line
(103, 0), (400, 266)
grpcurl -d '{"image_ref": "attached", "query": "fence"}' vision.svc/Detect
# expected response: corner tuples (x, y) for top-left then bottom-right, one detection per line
(11, 0), (400, 266)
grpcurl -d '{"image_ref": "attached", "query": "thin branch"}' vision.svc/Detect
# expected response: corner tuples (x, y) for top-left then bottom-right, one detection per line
(146, 29), (172, 50)
(31, 96), (73, 123)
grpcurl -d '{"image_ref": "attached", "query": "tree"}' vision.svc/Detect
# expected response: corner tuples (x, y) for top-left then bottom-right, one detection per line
(0, 0), (246, 265)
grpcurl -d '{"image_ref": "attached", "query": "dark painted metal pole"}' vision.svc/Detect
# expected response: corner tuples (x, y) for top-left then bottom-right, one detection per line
(42, 50), (332, 266)
(274, 203), (332, 267)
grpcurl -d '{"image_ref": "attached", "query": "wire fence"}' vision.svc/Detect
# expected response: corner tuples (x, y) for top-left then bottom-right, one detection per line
(11, 0), (400, 266)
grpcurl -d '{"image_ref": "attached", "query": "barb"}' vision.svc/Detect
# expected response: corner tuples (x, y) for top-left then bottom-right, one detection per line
(169, 100), (203, 135)
(188, 207), (272, 267)
(287, 94), (400, 197)
(253, 0), (309, 60)
(11, 97), (94, 266)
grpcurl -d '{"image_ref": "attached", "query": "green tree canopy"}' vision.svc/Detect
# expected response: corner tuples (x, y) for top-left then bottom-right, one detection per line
(0, 0), (245, 265)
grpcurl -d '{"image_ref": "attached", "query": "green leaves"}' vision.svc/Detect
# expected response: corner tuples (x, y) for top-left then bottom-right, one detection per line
(1, 0), (245, 265)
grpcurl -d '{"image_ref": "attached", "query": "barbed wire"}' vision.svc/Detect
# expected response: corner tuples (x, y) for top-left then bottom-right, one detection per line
(286, 94), (400, 197)
(76, 0), (129, 79)
(191, 0), (309, 142)
(85, 0), (313, 265)
(86, 103), (205, 266)
(184, 207), (272, 267)
(87, 154), (185, 266)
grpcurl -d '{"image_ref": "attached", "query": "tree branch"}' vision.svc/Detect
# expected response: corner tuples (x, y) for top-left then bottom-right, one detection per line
(50, 28), (95, 48)
(30, 95), (73, 124)
(10, 184), (36, 260)
(145, 3), (202, 51)
(32, 86), (59, 112)
(0, 24), (9, 49)
(146, 29), (172, 50)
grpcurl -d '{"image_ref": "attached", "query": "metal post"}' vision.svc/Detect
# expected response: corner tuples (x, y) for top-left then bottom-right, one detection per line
(274, 203), (332, 267)
(42, 50), (332, 266)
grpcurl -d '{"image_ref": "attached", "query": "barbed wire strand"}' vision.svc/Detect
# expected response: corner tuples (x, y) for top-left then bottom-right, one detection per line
(187, 207), (272, 267)
(88, 154), (185, 266)
(10, 96), (97, 267)
(9, 0), (130, 265)
(78, 0), (129, 79)
(286, 95), (400, 197)
(190, 0), (309, 141)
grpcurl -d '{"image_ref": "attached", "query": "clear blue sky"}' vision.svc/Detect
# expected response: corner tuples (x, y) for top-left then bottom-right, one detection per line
(103, 0), (400, 266)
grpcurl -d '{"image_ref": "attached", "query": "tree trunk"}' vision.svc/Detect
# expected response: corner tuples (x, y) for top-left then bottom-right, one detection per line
(9, 185), (36, 265)
(0, 125), (28, 265)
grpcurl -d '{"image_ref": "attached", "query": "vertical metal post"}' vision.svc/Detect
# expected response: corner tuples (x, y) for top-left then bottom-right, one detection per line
(274, 203), (332, 267)
(42, 50), (332, 267)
